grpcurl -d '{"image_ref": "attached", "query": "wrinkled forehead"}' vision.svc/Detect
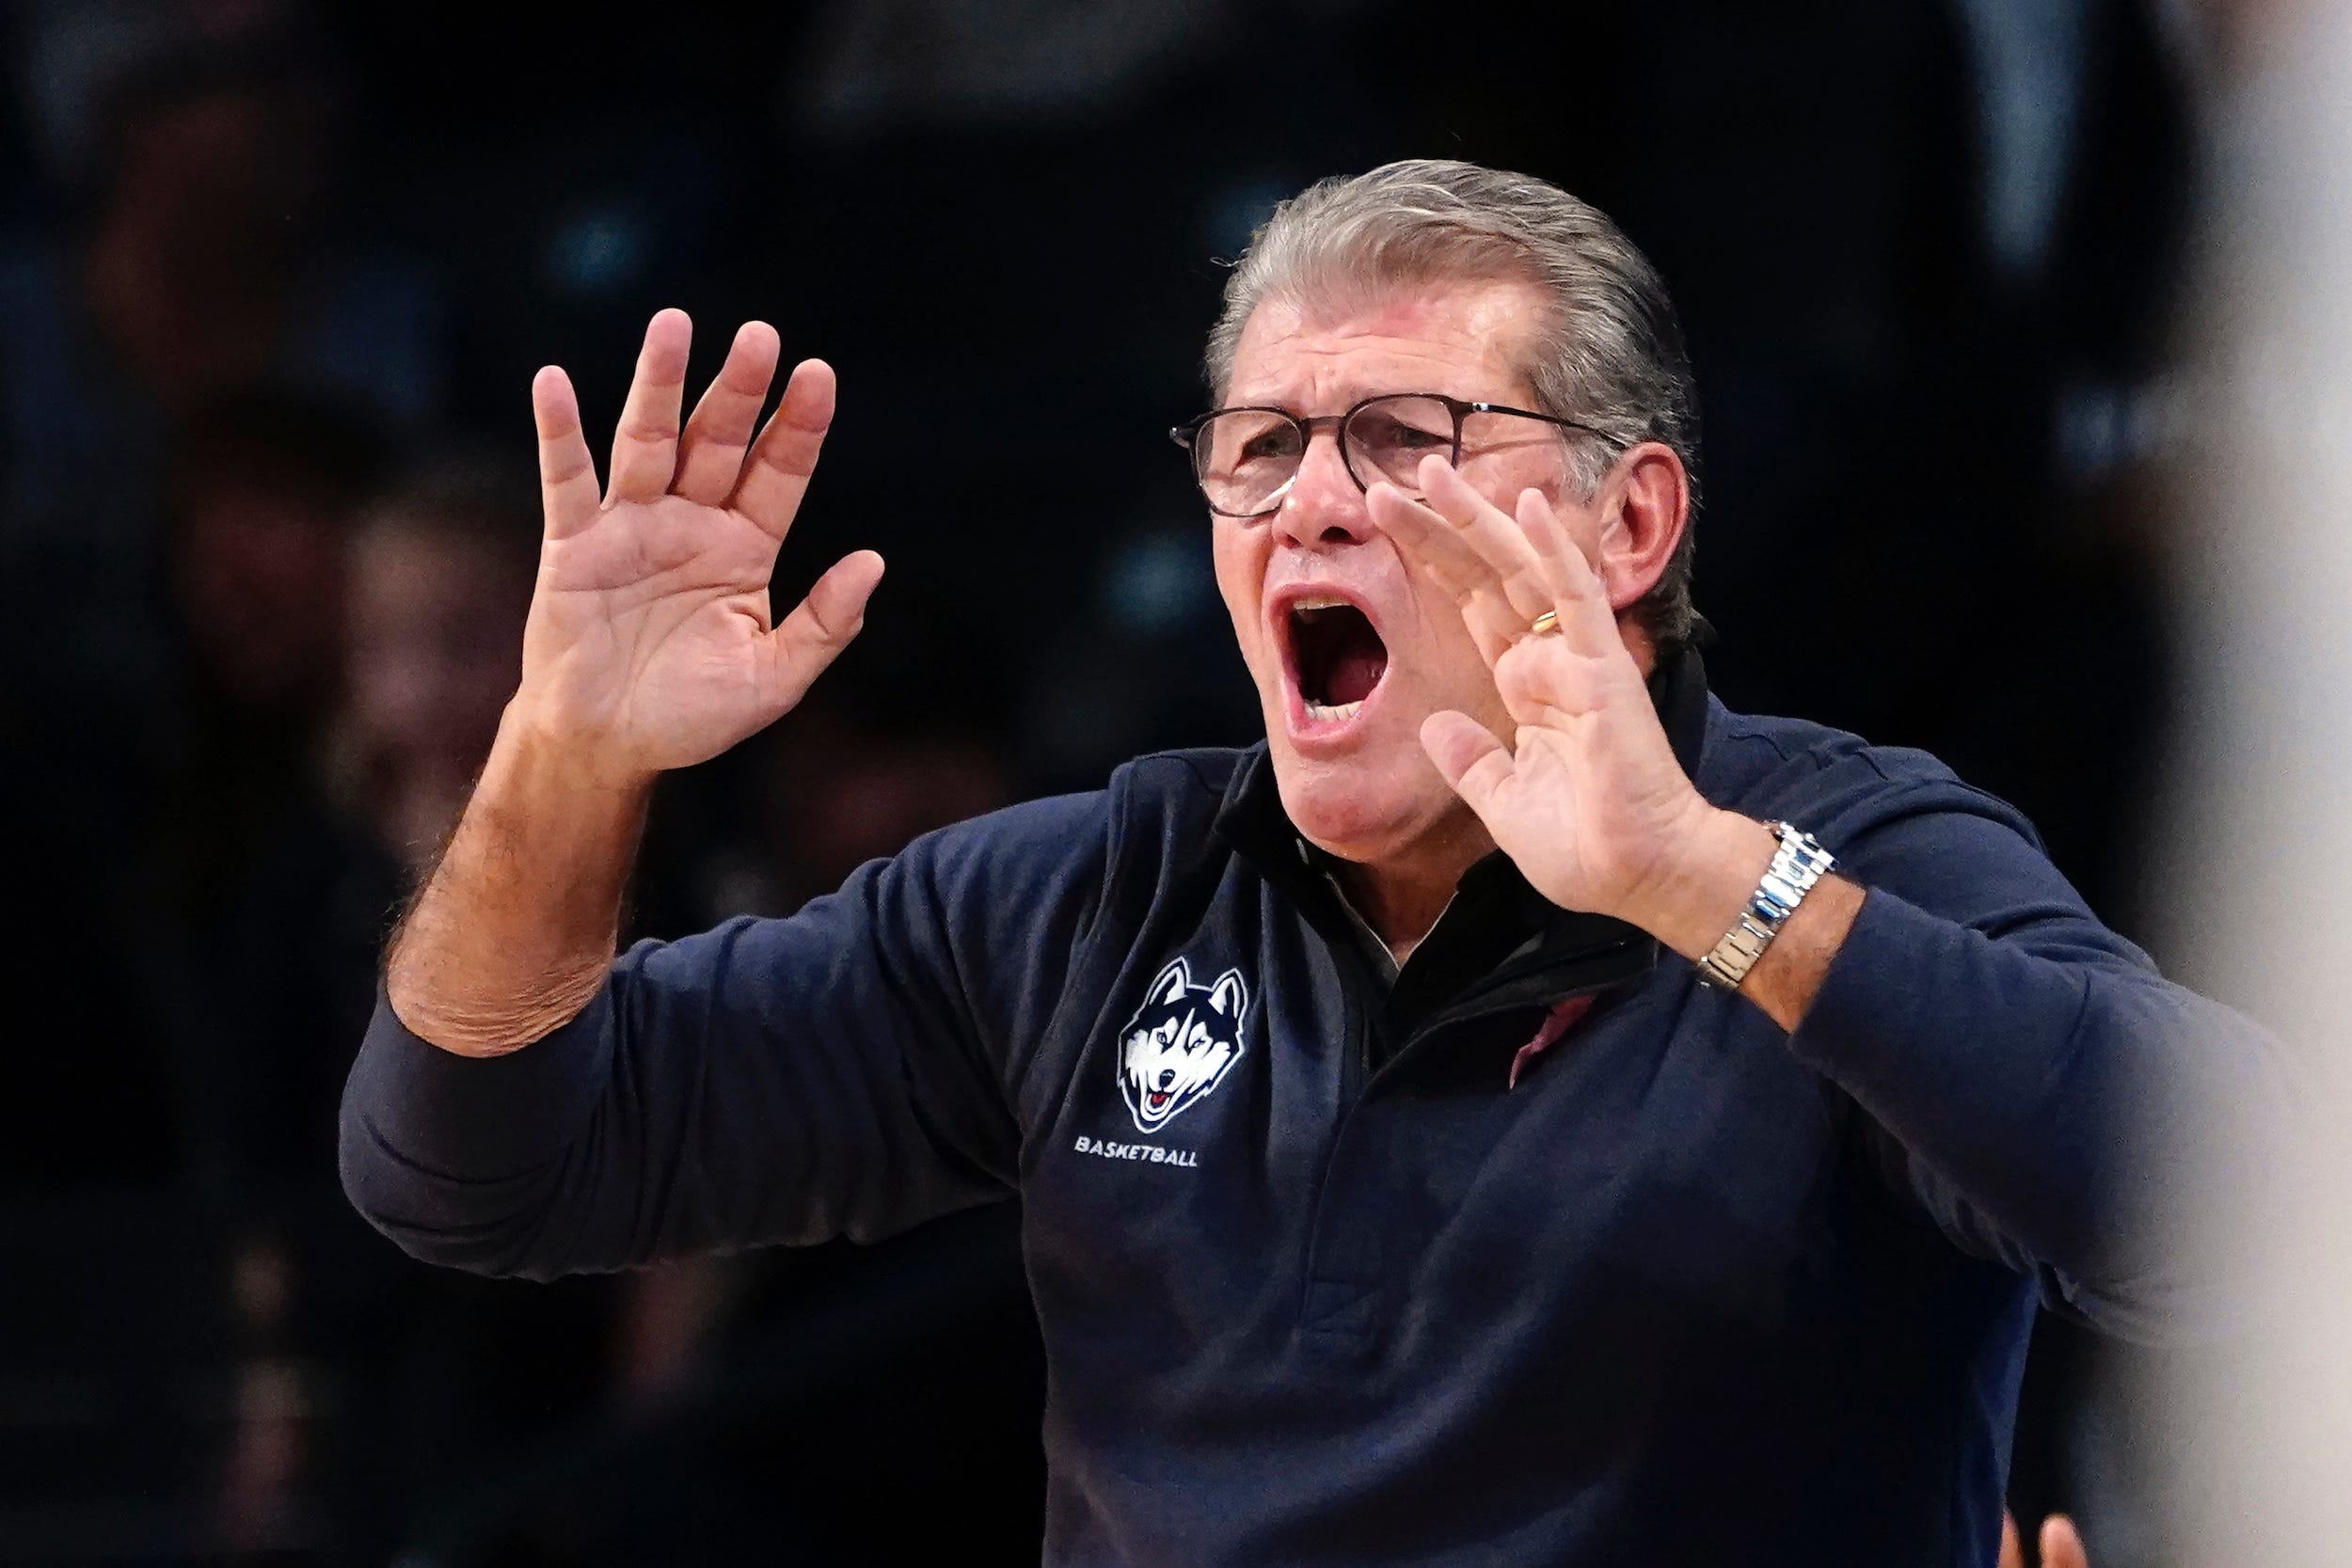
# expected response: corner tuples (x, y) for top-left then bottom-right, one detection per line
(1221, 276), (1549, 411)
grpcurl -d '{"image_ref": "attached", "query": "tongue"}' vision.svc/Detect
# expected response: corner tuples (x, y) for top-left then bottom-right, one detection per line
(1327, 644), (1385, 706)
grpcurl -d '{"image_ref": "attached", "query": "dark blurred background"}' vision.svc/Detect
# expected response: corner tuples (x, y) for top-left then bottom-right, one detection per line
(0, 0), (2207, 1561)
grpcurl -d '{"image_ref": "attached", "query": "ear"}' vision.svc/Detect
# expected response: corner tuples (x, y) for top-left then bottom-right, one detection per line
(1208, 969), (1248, 1020)
(1147, 958), (1191, 1006)
(1593, 440), (1689, 616)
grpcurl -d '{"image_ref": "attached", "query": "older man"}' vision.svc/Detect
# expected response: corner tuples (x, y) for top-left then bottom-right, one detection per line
(342, 162), (2271, 1565)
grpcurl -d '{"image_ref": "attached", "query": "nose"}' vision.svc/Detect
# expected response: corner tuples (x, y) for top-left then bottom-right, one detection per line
(1271, 427), (1374, 550)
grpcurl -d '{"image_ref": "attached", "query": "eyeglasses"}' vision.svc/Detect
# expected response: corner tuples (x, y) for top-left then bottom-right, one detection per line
(1168, 392), (1613, 519)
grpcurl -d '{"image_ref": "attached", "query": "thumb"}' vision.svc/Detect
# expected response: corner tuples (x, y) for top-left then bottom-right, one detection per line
(2040, 1514), (2089, 1568)
(1421, 710), (1514, 818)
(758, 548), (884, 718)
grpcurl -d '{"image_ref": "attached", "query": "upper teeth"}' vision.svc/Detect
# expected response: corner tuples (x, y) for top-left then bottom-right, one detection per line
(1293, 595), (1349, 613)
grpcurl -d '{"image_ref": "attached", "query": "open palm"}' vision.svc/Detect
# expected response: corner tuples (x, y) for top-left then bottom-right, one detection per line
(518, 309), (884, 785)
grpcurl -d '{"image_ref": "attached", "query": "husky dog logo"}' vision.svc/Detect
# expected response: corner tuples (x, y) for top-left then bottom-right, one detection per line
(1117, 958), (1249, 1135)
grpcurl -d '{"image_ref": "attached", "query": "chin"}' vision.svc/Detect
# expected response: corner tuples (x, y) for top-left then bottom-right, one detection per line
(1267, 736), (1459, 866)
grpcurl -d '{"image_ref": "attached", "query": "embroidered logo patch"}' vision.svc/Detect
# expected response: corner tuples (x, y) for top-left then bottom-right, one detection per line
(1116, 957), (1248, 1135)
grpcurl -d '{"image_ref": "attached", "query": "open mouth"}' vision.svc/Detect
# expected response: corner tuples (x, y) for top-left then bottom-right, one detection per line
(1287, 597), (1391, 723)
(1147, 1089), (1169, 1110)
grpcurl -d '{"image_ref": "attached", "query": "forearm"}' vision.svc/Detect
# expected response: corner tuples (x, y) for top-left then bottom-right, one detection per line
(1783, 888), (2280, 1318)
(1629, 805), (2285, 1331)
(342, 795), (1090, 1279)
(386, 705), (654, 1056)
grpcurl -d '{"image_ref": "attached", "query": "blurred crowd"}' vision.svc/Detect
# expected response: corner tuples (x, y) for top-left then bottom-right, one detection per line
(0, 0), (2212, 1562)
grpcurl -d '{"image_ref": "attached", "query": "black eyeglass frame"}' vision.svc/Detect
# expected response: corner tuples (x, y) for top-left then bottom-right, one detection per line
(1168, 392), (1617, 518)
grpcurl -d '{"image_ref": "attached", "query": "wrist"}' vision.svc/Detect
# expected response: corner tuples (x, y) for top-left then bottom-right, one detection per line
(469, 708), (656, 919)
(1618, 807), (1780, 961)
(492, 695), (662, 803)
(386, 704), (653, 1058)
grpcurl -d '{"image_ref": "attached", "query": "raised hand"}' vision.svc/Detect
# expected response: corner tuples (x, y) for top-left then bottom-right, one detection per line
(517, 309), (884, 785)
(1367, 455), (1717, 926)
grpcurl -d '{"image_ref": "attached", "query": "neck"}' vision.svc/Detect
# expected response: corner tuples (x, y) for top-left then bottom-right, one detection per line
(1332, 807), (1494, 964)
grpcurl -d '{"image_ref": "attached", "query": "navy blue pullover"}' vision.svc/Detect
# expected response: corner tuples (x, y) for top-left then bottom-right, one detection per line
(342, 650), (2279, 1566)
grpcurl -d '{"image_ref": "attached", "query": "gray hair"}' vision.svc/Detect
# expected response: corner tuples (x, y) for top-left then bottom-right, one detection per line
(1205, 159), (1704, 647)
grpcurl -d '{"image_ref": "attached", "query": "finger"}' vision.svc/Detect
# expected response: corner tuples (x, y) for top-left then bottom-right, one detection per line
(2040, 1514), (2089, 1568)
(673, 321), (782, 506)
(1369, 481), (1495, 594)
(1367, 483), (1525, 666)
(1512, 486), (1620, 657)
(606, 309), (693, 503)
(1998, 1512), (2025, 1568)
(1418, 455), (1555, 624)
(532, 365), (600, 541)
(732, 358), (836, 540)
(757, 547), (883, 717)
(1420, 709), (1516, 818)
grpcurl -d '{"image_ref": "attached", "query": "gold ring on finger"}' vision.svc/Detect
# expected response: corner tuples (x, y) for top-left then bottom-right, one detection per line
(1528, 610), (1561, 636)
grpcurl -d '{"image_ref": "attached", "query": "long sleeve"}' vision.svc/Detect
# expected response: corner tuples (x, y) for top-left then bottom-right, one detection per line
(339, 790), (1112, 1280)
(1781, 779), (2292, 1343)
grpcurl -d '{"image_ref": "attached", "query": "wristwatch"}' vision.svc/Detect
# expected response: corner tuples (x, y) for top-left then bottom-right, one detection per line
(1695, 821), (1836, 990)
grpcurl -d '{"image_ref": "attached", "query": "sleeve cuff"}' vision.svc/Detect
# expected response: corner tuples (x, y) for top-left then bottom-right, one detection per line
(1782, 885), (1936, 1087)
(343, 983), (617, 1180)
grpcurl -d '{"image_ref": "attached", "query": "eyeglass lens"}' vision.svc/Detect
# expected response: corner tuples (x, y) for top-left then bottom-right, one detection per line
(1191, 395), (1457, 516)
(1192, 394), (1583, 517)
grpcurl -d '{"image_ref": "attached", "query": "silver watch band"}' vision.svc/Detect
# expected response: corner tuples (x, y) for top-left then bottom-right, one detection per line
(1695, 821), (1836, 990)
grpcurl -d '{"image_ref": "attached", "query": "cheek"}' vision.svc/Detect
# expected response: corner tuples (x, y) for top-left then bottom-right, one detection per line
(1461, 435), (1567, 505)
(1392, 570), (1514, 733)
(1398, 571), (1482, 684)
(1210, 524), (1271, 672)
